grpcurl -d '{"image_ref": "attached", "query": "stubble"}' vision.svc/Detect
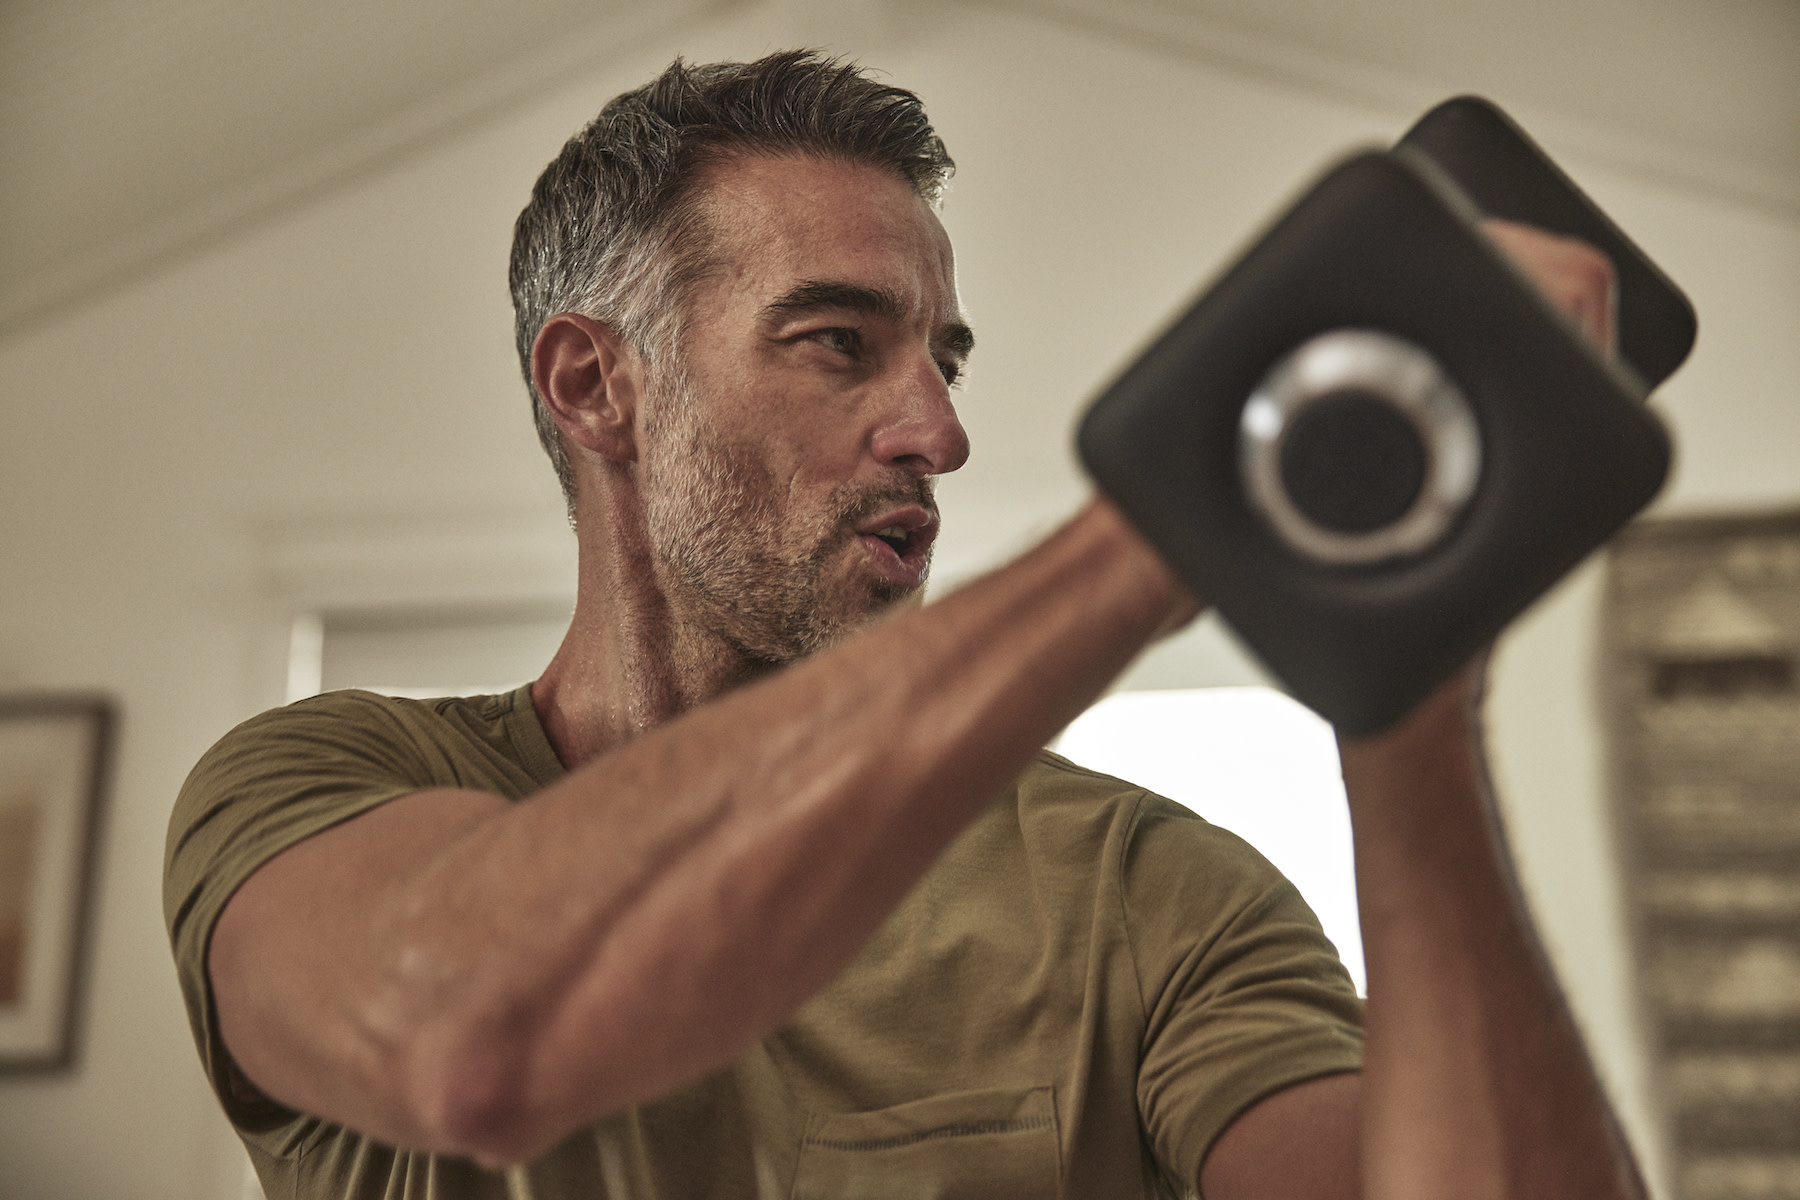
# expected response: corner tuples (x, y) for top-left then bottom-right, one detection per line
(639, 362), (936, 670)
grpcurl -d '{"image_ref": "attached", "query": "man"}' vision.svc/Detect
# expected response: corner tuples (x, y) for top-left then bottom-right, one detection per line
(167, 52), (1641, 1199)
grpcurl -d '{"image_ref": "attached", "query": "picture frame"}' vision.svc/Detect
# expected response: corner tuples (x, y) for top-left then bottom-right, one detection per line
(0, 695), (114, 1071)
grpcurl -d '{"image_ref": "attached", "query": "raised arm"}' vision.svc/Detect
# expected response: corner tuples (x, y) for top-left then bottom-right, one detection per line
(1350, 221), (1642, 1200)
(1339, 662), (1645, 1200)
(1201, 221), (1643, 1200)
(207, 498), (1195, 1167)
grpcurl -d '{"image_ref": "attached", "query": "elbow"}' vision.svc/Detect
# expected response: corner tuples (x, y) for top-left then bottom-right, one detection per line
(401, 1006), (654, 1167)
(405, 1026), (560, 1168)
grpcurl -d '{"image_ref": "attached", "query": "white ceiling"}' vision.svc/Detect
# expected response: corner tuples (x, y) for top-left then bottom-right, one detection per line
(1044, 0), (1799, 198)
(0, 0), (736, 335)
(2, 0), (1796, 340)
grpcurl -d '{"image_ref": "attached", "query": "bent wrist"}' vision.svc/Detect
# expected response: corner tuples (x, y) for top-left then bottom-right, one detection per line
(1079, 495), (1205, 637)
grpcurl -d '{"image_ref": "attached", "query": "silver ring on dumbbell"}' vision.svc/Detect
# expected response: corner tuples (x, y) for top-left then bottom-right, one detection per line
(1238, 328), (1482, 565)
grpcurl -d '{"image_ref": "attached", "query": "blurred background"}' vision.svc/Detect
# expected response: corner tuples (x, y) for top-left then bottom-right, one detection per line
(1, 0), (1796, 1196)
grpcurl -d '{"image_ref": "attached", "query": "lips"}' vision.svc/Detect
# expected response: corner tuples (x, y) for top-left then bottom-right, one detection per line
(855, 505), (938, 586)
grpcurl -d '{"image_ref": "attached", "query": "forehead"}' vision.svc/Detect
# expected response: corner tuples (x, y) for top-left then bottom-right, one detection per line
(690, 154), (959, 318)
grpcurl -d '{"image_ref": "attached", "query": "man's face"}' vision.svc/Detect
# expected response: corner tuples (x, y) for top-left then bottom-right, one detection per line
(636, 154), (973, 667)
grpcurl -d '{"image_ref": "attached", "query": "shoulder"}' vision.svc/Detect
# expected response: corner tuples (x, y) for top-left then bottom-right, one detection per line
(1015, 749), (1277, 884)
(195, 687), (522, 760)
(1018, 747), (1147, 799)
(182, 689), (447, 781)
(179, 685), (556, 803)
(164, 687), (552, 947)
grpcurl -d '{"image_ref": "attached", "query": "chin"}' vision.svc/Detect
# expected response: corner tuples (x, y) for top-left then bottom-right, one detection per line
(887, 587), (928, 613)
(859, 571), (932, 622)
(793, 580), (924, 658)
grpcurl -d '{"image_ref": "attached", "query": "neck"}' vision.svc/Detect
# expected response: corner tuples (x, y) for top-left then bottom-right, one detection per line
(530, 496), (775, 770)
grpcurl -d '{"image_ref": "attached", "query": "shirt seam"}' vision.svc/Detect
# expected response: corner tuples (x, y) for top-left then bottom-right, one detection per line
(1114, 788), (1156, 1031)
(801, 1115), (1057, 1152)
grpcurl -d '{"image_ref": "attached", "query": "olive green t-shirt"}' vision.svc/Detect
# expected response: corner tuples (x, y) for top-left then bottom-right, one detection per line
(165, 686), (1363, 1199)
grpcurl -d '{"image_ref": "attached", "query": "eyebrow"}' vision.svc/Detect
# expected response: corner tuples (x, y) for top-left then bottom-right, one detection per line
(761, 280), (976, 361)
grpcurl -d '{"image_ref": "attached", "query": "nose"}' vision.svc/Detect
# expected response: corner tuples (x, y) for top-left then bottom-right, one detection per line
(869, 358), (971, 476)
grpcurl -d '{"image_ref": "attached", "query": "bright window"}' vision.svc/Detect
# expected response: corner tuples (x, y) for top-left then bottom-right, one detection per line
(288, 604), (569, 702)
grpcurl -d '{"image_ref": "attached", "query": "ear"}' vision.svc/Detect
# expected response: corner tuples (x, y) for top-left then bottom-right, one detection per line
(530, 313), (644, 464)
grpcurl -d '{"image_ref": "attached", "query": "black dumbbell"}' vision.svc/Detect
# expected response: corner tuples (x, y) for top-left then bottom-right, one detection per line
(1079, 97), (1695, 736)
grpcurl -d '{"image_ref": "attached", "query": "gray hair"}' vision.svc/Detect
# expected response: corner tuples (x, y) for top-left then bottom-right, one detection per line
(508, 50), (956, 510)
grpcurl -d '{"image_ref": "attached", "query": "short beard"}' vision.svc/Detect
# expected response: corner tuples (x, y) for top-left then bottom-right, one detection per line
(639, 359), (936, 670)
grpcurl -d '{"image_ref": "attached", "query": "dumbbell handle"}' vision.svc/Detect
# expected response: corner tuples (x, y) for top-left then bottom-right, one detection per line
(1397, 97), (1696, 390)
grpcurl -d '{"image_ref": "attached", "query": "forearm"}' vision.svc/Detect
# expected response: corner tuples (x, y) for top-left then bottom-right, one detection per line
(472, 499), (1186, 1149)
(1340, 672), (1642, 1200)
(224, 497), (1192, 1162)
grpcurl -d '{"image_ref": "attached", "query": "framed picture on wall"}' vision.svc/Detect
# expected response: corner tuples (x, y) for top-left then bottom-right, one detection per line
(0, 695), (114, 1070)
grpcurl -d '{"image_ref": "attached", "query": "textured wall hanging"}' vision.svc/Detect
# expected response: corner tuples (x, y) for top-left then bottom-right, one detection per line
(1604, 510), (1800, 1200)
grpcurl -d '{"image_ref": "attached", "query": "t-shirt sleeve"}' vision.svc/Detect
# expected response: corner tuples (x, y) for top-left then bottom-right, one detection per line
(161, 690), (448, 1134)
(1123, 793), (1365, 1190)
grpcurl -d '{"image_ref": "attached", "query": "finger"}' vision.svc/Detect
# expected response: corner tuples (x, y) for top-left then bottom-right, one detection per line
(1480, 218), (1618, 357)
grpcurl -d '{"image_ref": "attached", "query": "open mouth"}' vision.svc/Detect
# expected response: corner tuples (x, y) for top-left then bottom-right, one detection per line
(872, 525), (912, 555)
(855, 507), (938, 579)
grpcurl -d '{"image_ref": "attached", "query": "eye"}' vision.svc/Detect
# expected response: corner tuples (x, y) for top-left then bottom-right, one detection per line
(809, 327), (861, 356)
(936, 358), (964, 387)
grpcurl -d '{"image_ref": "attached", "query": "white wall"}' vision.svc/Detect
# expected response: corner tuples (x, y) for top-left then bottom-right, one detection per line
(0, 2), (1794, 1196)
